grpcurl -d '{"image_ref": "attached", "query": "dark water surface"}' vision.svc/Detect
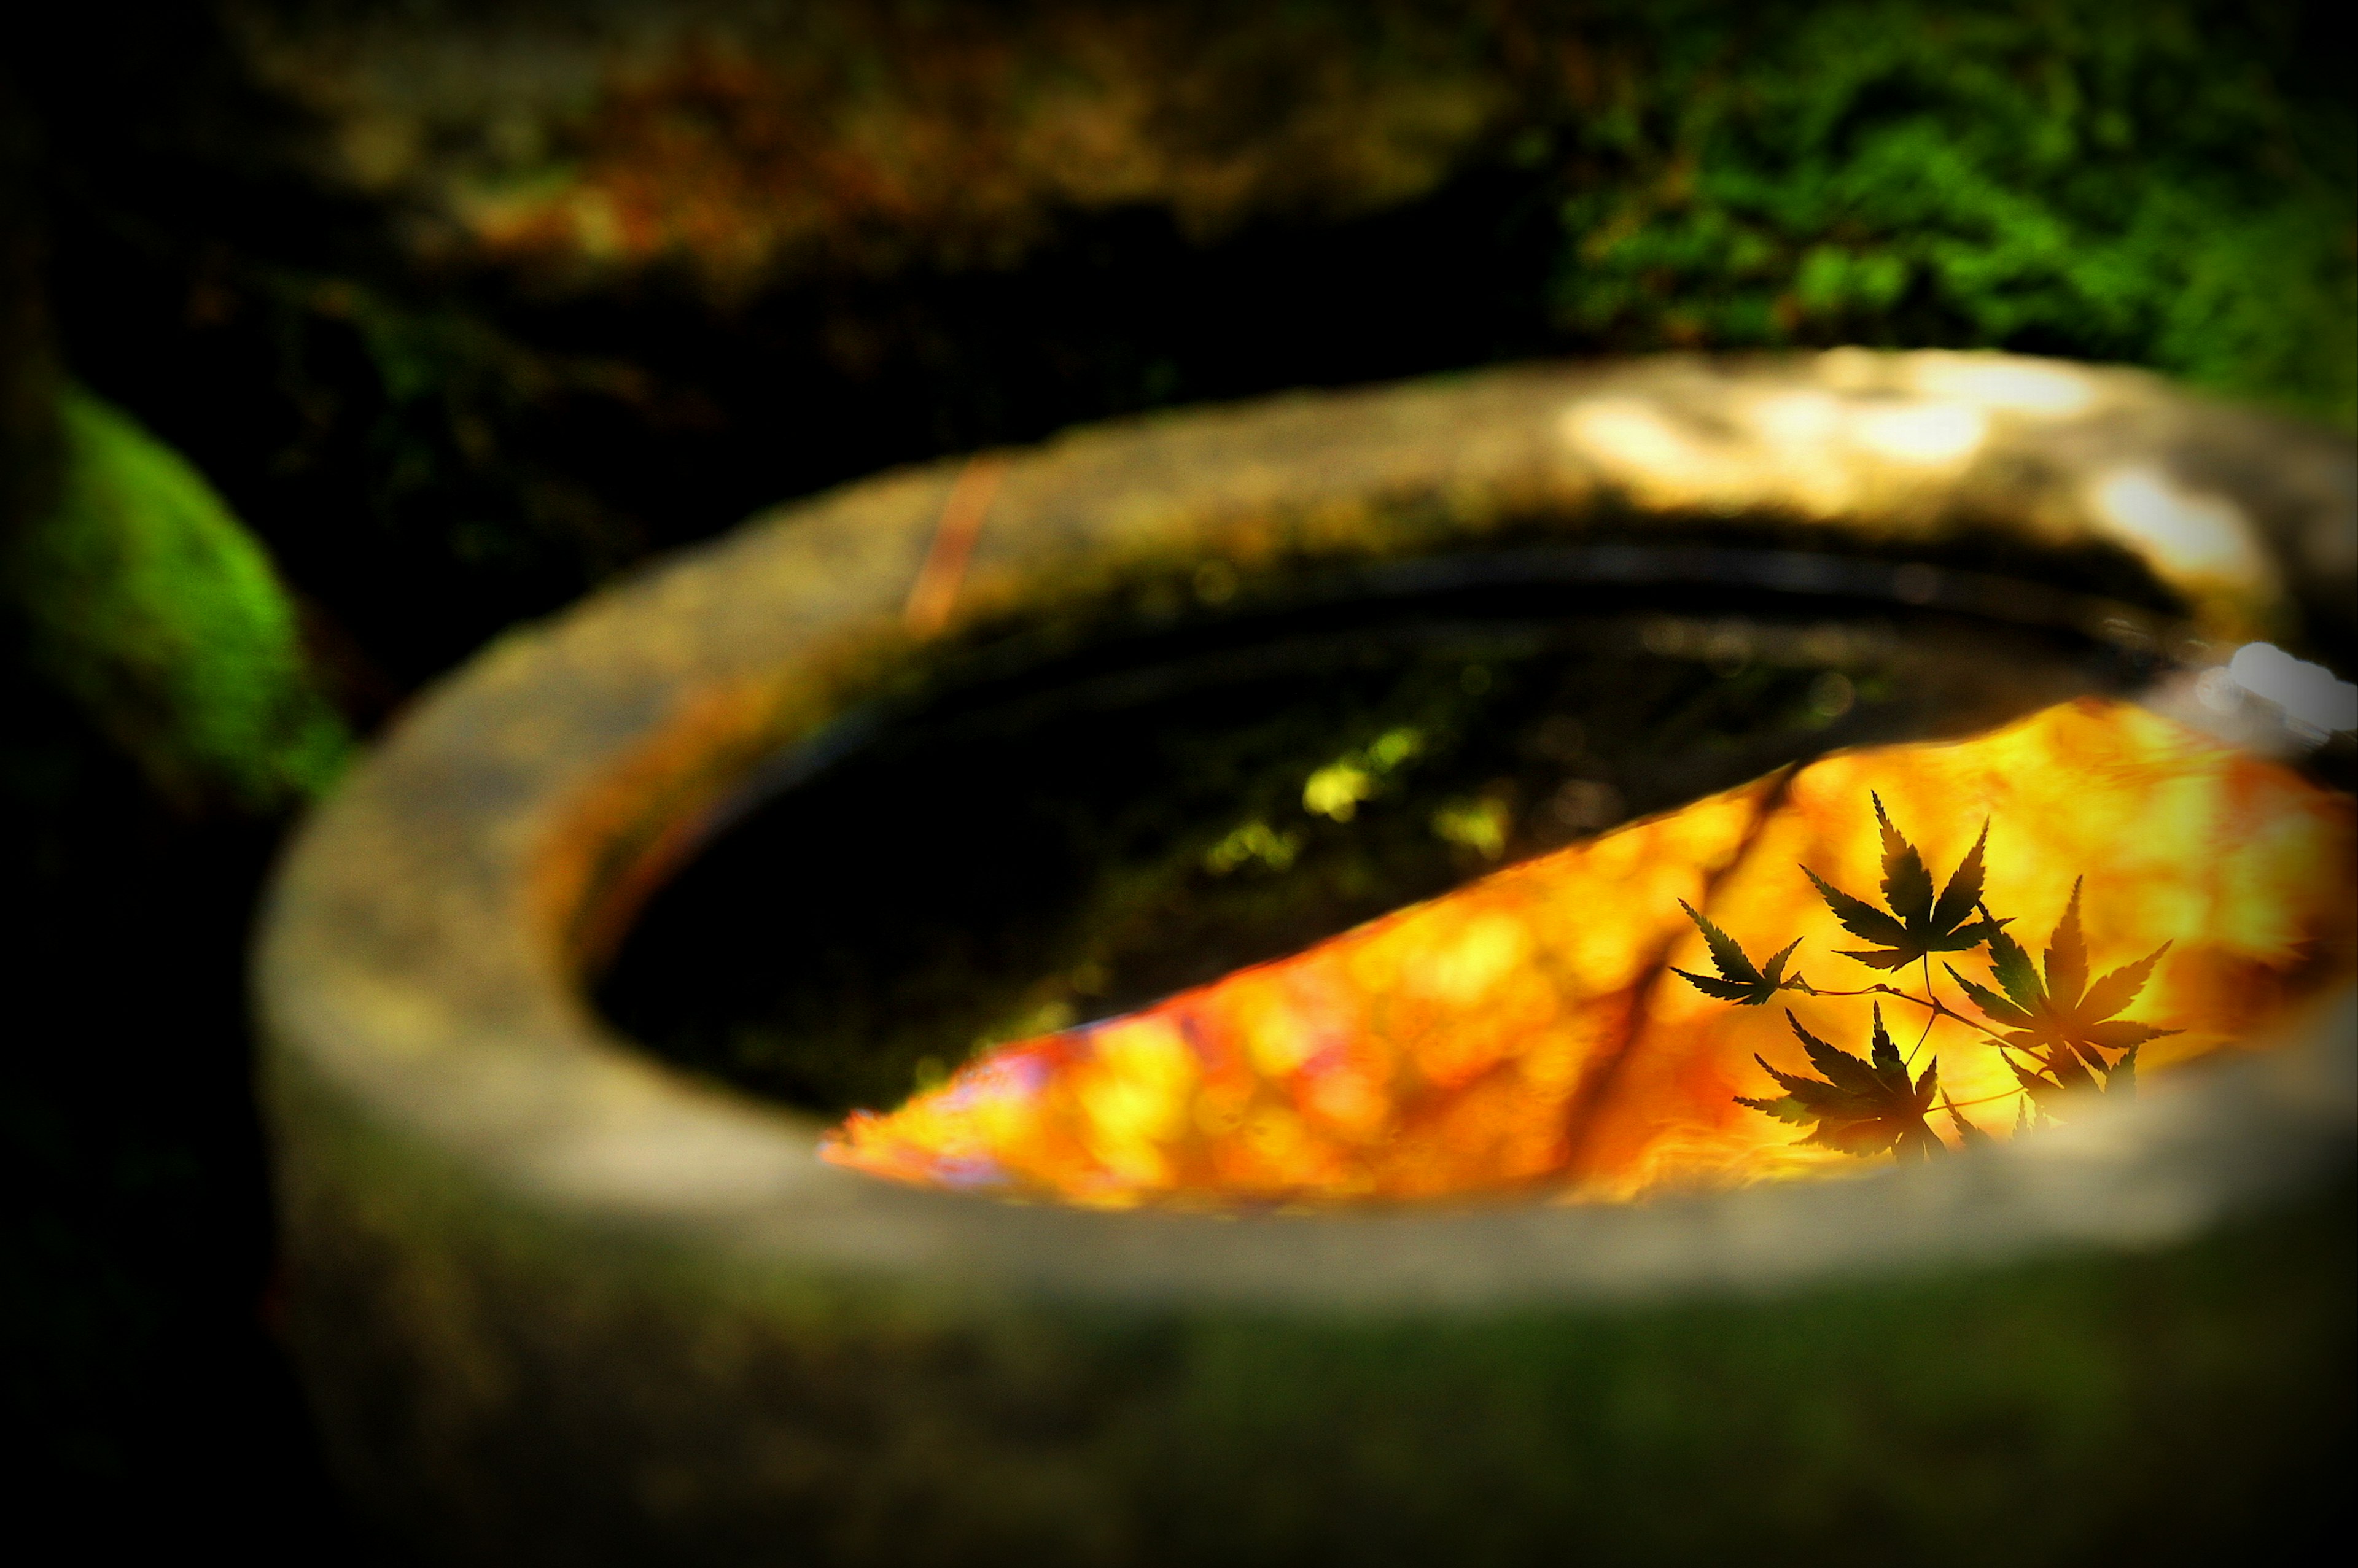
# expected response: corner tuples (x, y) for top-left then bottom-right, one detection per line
(601, 575), (2144, 1116)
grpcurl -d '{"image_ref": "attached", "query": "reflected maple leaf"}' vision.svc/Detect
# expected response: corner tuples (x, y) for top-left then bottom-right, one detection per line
(1940, 1090), (1996, 1147)
(1671, 899), (1802, 1005)
(1737, 1006), (1944, 1160)
(1945, 879), (2173, 1089)
(1805, 796), (2005, 970)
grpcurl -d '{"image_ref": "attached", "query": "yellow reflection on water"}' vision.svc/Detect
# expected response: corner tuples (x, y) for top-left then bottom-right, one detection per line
(823, 699), (2355, 1208)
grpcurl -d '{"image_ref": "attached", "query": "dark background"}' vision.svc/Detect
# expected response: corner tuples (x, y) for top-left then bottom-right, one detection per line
(2, 1), (2351, 1551)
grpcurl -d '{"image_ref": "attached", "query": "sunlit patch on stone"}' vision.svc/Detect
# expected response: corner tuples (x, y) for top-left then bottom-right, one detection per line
(2089, 466), (2271, 584)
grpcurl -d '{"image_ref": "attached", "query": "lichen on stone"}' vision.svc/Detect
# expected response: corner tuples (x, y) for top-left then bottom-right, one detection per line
(4, 386), (349, 810)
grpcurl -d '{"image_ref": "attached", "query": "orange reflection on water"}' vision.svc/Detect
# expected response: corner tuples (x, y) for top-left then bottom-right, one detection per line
(823, 700), (2355, 1207)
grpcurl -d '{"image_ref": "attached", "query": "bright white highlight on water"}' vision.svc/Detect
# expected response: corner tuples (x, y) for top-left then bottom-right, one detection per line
(2225, 642), (2358, 735)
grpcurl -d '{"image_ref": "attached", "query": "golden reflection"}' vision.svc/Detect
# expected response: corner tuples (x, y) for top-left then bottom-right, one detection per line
(823, 699), (2354, 1208)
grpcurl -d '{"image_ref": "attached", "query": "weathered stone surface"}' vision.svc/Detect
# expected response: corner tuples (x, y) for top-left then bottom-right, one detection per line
(258, 354), (2355, 1562)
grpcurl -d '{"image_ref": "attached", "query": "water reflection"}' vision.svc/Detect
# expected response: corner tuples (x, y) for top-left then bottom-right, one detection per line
(601, 596), (2144, 1120)
(825, 699), (2354, 1207)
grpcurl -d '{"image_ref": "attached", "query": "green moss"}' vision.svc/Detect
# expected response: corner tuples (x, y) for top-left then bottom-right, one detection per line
(4, 386), (351, 810)
(1134, 1183), (2354, 1564)
(1550, 0), (2357, 427)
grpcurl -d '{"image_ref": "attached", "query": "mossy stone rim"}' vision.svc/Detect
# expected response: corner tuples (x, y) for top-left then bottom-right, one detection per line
(256, 351), (2356, 1316)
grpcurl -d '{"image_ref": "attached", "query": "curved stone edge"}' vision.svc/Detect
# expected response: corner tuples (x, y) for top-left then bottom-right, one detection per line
(256, 350), (2356, 1311)
(270, 1000), (2354, 1563)
(255, 349), (2357, 1559)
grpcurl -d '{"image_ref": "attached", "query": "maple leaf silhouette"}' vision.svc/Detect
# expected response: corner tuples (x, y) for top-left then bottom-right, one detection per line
(2002, 1041), (2144, 1115)
(1737, 1006), (1944, 1160)
(1941, 1091), (1996, 1148)
(1671, 900), (1802, 1005)
(1805, 797), (2005, 971)
(1945, 879), (2174, 1080)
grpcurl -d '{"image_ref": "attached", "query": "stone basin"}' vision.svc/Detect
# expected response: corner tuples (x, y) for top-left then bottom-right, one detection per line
(255, 352), (2356, 1564)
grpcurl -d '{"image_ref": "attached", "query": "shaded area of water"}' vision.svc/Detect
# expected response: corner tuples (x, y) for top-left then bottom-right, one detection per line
(602, 573), (2142, 1117)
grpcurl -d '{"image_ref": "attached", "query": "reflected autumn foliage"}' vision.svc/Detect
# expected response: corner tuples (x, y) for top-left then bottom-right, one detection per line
(823, 699), (2355, 1207)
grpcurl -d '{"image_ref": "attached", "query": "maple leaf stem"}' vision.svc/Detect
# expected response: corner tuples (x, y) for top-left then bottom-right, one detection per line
(1905, 956), (1939, 1066)
(1944, 1087), (2035, 1111)
(1996, 1041), (2063, 1089)
(1794, 980), (2014, 1048)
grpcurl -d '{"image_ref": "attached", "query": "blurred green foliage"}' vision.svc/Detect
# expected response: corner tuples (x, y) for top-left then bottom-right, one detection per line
(41, 2), (2351, 718)
(2, 386), (349, 810)
(1549, 0), (2356, 426)
(8, 0), (2348, 834)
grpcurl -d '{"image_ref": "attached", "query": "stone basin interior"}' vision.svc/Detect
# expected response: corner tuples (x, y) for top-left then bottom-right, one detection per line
(597, 548), (2158, 1124)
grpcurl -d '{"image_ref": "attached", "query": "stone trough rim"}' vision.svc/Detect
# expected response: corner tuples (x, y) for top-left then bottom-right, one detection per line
(254, 349), (2357, 1316)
